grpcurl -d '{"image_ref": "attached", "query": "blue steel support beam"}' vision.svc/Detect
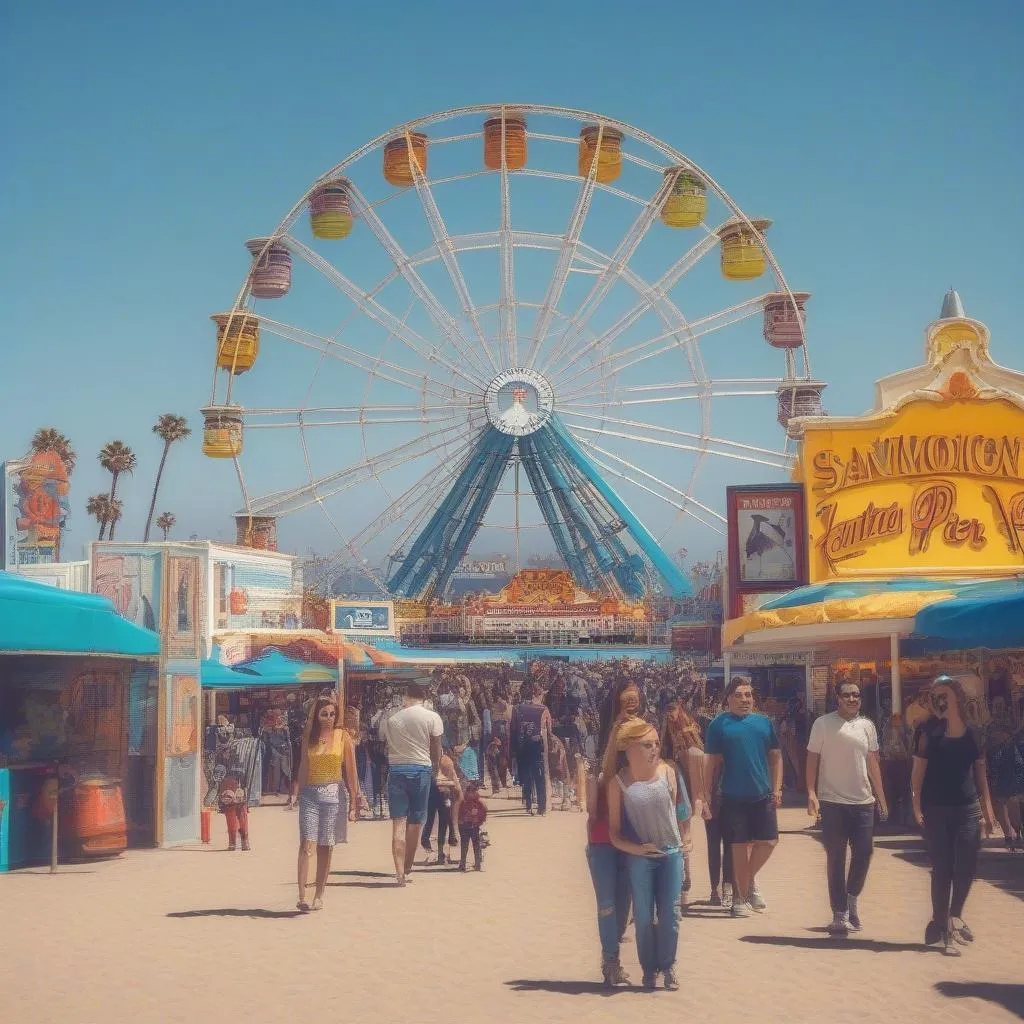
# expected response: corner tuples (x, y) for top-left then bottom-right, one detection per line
(529, 427), (614, 579)
(518, 435), (593, 586)
(424, 431), (516, 599)
(388, 427), (514, 599)
(548, 416), (692, 598)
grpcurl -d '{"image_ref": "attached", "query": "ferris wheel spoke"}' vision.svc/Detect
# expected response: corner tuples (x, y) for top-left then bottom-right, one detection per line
(405, 145), (499, 374)
(553, 294), (768, 395)
(563, 420), (792, 470)
(563, 408), (791, 461)
(576, 442), (725, 535)
(560, 376), (781, 409)
(249, 421), (473, 517)
(497, 110), (517, 368)
(547, 229), (722, 381)
(573, 435), (726, 526)
(345, 183), (493, 381)
(283, 236), (487, 391)
(254, 314), (478, 403)
(540, 170), (680, 378)
(523, 127), (607, 370)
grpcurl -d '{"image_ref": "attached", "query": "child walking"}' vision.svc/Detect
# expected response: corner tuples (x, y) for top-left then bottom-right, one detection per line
(459, 780), (488, 871)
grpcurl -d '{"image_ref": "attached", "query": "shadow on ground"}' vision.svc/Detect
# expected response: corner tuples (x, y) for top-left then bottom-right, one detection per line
(934, 981), (1024, 1017)
(167, 908), (302, 919)
(505, 980), (645, 996)
(876, 835), (1024, 904)
(740, 935), (934, 954)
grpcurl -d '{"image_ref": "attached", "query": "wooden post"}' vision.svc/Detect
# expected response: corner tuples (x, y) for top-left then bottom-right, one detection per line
(49, 776), (59, 873)
(890, 633), (902, 714)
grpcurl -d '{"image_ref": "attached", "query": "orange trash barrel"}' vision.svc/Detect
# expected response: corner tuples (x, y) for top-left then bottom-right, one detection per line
(201, 807), (212, 844)
(70, 778), (127, 858)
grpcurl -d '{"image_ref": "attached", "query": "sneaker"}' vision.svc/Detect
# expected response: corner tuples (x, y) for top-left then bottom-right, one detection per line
(731, 899), (752, 918)
(747, 882), (767, 912)
(846, 895), (862, 932)
(924, 919), (943, 945)
(663, 967), (679, 991)
(950, 917), (974, 944)
(722, 884), (734, 909)
(240, 837), (251, 852)
(942, 930), (963, 957)
(709, 889), (723, 907)
(642, 971), (657, 990)
(827, 912), (849, 936)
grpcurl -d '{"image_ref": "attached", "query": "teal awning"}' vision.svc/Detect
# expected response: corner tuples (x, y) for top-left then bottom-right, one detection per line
(0, 571), (160, 657)
(200, 659), (264, 689)
(201, 649), (338, 690)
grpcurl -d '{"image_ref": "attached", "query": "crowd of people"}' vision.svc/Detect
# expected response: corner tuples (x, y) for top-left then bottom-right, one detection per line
(202, 658), (1016, 989)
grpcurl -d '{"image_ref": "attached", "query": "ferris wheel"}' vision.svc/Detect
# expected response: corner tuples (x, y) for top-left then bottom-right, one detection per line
(204, 104), (824, 601)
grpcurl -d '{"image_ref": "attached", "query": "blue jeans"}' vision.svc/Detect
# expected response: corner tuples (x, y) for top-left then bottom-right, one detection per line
(626, 849), (683, 973)
(518, 740), (547, 813)
(586, 843), (632, 959)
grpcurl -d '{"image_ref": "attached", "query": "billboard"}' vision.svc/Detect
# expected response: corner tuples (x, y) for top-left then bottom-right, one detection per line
(2, 456), (70, 569)
(727, 484), (807, 619)
(801, 397), (1024, 581)
(330, 600), (395, 637)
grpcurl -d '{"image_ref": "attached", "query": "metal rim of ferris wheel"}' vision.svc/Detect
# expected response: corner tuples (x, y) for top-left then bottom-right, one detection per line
(204, 103), (824, 602)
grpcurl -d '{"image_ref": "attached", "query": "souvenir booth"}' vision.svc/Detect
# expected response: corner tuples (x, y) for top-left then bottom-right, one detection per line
(0, 572), (160, 870)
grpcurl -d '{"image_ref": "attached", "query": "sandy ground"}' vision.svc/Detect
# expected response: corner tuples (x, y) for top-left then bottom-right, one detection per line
(2, 800), (1022, 1024)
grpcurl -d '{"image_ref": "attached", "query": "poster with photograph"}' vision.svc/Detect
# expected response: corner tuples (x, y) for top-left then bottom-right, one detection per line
(727, 485), (807, 619)
(166, 555), (201, 658)
(167, 674), (198, 757)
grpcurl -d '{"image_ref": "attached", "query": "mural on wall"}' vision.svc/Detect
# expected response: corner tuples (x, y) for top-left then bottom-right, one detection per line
(166, 556), (201, 658)
(166, 674), (198, 757)
(93, 552), (161, 631)
(3, 453), (70, 567)
(213, 556), (300, 631)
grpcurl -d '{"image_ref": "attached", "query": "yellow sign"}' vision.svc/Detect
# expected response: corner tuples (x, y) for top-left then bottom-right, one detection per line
(802, 396), (1024, 580)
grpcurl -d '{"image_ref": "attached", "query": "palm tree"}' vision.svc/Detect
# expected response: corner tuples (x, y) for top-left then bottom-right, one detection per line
(30, 427), (77, 474)
(156, 512), (176, 540)
(86, 494), (113, 540)
(106, 499), (123, 540)
(98, 441), (136, 540)
(143, 414), (191, 542)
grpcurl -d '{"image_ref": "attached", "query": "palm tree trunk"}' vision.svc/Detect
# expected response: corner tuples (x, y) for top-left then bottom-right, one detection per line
(106, 471), (120, 541)
(143, 442), (171, 542)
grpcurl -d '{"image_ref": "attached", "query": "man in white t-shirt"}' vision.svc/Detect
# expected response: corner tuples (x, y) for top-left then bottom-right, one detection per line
(806, 681), (889, 935)
(380, 680), (444, 886)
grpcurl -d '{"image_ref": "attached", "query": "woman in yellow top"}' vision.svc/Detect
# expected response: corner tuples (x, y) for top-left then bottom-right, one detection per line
(295, 695), (359, 912)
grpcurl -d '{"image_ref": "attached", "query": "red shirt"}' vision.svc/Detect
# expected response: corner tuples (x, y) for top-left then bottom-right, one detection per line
(588, 786), (611, 845)
(459, 796), (488, 827)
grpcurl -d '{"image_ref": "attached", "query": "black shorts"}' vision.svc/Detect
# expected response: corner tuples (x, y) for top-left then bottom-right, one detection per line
(719, 796), (778, 844)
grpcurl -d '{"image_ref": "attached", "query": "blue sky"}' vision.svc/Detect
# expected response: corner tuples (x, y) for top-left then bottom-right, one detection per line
(3, 0), (1022, 569)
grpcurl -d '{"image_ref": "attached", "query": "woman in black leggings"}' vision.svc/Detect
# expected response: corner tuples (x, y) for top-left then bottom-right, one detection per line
(911, 676), (996, 956)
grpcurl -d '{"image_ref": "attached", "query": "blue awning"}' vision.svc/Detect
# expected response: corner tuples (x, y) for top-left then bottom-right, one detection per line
(200, 649), (338, 690)
(0, 571), (160, 657)
(200, 659), (264, 689)
(910, 578), (1024, 653)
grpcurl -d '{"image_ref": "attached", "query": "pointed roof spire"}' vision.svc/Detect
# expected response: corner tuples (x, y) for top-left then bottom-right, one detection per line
(940, 288), (964, 319)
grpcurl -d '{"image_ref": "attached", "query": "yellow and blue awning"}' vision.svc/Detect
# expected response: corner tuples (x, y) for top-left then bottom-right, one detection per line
(726, 576), (1024, 652)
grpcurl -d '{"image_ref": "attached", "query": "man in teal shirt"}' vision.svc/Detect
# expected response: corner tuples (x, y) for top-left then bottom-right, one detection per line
(705, 677), (783, 918)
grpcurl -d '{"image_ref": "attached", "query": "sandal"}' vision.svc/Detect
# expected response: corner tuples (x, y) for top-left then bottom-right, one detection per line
(296, 900), (311, 913)
(311, 896), (324, 911)
(950, 917), (974, 944)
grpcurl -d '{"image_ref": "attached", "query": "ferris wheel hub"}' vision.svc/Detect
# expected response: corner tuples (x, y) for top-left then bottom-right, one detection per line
(483, 368), (555, 437)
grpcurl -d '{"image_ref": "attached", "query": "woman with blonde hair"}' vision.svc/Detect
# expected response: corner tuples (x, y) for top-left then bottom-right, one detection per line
(607, 717), (683, 991)
(295, 695), (360, 912)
